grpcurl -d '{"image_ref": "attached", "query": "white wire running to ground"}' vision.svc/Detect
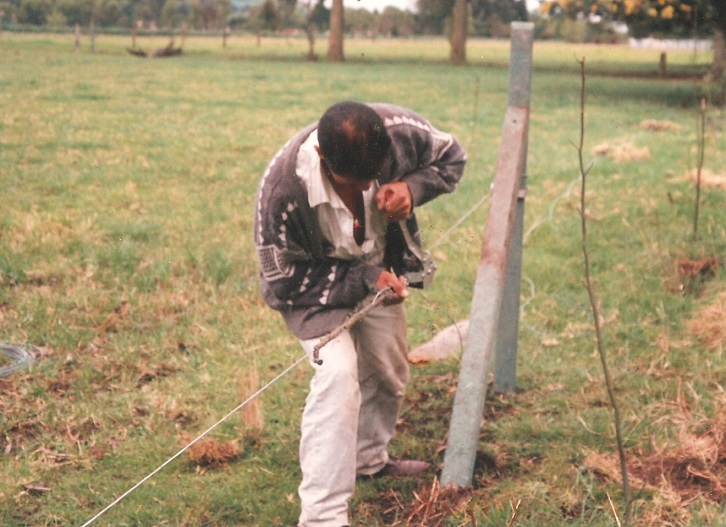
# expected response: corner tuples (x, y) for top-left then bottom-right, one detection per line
(523, 174), (581, 245)
(79, 351), (311, 527)
(428, 193), (490, 252)
(518, 174), (583, 337)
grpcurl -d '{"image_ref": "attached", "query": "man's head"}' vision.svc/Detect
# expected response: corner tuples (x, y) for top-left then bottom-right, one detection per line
(317, 101), (392, 182)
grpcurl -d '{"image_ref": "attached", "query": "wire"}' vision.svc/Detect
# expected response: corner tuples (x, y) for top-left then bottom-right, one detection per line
(523, 174), (581, 245)
(79, 350), (311, 527)
(78, 167), (519, 526)
(0, 344), (34, 378)
(429, 193), (490, 252)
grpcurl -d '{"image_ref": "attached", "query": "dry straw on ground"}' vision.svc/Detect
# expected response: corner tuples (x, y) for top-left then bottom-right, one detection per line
(684, 168), (726, 190)
(593, 142), (651, 163)
(640, 119), (682, 132)
(664, 256), (722, 295)
(183, 435), (242, 467)
(377, 477), (474, 527)
(687, 288), (726, 350)
(584, 388), (725, 526)
(239, 368), (264, 434)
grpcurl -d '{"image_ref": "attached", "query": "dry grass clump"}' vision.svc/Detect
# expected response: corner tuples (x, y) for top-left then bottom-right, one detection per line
(640, 119), (682, 132)
(180, 367), (265, 468)
(584, 392), (726, 526)
(377, 477), (474, 527)
(183, 435), (242, 467)
(664, 256), (722, 295)
(593, 142), (651, 163)
(684, 168), (726, 190)
(687, 288), (726, 350)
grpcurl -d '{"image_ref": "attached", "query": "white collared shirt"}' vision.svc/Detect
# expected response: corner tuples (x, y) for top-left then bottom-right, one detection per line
(296, 130), (386, 264)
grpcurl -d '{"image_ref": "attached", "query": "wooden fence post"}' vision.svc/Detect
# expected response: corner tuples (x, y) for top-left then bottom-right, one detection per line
(90, 15), (96, 54)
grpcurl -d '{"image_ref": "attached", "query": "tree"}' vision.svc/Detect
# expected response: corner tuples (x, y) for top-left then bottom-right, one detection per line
(540, 0), (716, 37)
(540, 0), (724, 80)
(251, 0), (282, 35)
(710, 1), (725, 79)
(470, 0), (529, 37)
(377, 6), (415, 36)
(195, 0), (230, 30)
(305, 0), (328, 59)
(18, 0), (51, 24)
(449, 0), (467, 63)
(161, 0), (189, 28)
(345, 7), (376, 35)
(417, 0), (454, 35)
(327, 0), (344, 61)
(139, 0), (168, 26)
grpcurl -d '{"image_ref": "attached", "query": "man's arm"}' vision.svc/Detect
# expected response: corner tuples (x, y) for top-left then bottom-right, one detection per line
(374, 105), (467, 211)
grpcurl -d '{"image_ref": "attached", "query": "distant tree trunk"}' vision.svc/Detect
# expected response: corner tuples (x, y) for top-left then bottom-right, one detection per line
(327, 0), (344, 62)
(713, 1), (726, 37)
(306, 22), (317, 60)
(450, 0), (467, 65)
(305, 0), (317, 61)
(712, 28), (724, 80)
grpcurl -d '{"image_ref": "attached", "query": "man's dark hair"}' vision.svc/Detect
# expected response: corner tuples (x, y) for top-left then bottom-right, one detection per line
(318, 101), (392, 181)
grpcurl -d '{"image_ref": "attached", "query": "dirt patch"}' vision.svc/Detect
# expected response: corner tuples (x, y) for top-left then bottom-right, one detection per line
(665, 255), (722, 295)
(584, 393), (726, 525)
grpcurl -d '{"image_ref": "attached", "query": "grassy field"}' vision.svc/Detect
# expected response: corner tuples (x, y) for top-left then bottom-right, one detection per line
(0, 32), (724, 527)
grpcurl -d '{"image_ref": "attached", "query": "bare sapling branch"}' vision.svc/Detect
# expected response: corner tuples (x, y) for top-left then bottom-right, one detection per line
(693, 98), (706, 241)
(575, 57), (633, 526)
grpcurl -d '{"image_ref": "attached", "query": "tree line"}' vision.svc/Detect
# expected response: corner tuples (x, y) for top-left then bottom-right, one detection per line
(1, 0), (723, 81)
(0, 0), (529, 37)
(538, 0), (724, 80)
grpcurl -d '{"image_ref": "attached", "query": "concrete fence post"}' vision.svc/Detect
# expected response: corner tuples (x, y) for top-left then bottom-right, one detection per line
(494, 22), (534, 394)
(440, 22), (533, 487)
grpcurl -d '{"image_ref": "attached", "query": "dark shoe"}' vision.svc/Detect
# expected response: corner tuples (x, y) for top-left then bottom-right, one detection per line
(375, 457), (431, 478)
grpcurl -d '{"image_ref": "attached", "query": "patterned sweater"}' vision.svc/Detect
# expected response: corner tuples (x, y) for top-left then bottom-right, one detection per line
(254, 103), (467, 340)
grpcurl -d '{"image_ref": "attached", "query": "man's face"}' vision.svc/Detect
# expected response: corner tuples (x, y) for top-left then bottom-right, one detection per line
(327, 169), (375, 192)
(316, 146), (378, 192)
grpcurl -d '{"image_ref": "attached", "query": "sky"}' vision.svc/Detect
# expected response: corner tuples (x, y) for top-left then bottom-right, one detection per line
(343, 0), (417, 12)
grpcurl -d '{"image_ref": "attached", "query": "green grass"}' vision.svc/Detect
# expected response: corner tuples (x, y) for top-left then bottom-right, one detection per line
(1, 32), (724, 527)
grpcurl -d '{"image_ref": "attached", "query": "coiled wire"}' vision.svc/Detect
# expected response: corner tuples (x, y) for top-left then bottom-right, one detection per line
(0, 343), (34, 378)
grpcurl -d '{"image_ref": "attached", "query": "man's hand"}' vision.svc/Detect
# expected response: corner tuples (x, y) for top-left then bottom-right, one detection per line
(376, 182), (412, 224)
(375, 270), (409, 305)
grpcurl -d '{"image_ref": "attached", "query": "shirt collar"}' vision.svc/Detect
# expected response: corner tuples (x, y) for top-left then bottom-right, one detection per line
(297, 130), (345, 209)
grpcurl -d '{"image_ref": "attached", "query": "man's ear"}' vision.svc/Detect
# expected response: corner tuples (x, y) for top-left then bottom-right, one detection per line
(314, 145), (322, 158)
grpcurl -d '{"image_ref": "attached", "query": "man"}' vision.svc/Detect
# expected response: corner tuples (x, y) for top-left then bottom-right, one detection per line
(254, 101), (466, 527)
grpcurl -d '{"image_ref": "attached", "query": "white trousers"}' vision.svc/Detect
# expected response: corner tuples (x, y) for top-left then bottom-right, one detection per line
(297, 302), (409, 527)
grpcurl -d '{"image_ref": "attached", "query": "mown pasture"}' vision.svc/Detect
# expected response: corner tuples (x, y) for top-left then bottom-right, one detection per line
(0, 32), (724, 527)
